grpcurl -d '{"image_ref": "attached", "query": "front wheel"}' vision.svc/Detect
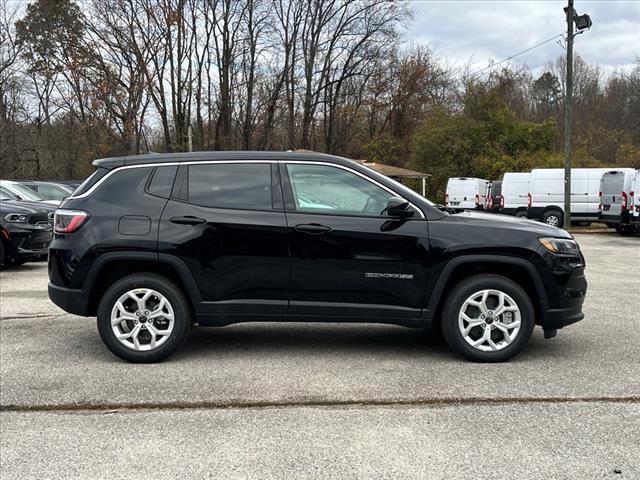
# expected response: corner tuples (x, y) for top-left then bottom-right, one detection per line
(441, 275), (535, 362)
(97, 273), (191, 363)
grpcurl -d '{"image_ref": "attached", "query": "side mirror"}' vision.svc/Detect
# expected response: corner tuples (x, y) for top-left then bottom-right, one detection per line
(386, 197), (413, 218)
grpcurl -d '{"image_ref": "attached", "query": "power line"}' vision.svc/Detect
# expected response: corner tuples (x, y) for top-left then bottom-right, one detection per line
(470, 32), (565, 77)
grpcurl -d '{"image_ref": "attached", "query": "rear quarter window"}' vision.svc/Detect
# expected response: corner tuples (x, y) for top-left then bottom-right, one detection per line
(90, 167), (154, 202)
(147, 166), (178, 198)
(74, 168), (110, 196)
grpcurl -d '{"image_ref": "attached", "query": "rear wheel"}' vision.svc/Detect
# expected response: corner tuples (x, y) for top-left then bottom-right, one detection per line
(441, 275), (535, 362)
(542, 209), (563, 227)
(97, 273), (191, 363)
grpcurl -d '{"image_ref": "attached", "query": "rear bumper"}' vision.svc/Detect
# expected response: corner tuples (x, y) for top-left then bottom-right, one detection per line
(500, 207), (525, 216)
(600, 211), (630, 225)
(48, 282), (90, 316)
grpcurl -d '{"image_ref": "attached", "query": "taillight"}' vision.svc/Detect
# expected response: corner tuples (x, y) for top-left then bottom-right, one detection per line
(621, 191), (628, 211)
(445, 193), (449, 205)
(488, 196), (493, 208)
(598, 191), (602, 211)
(527, 193), (532, 208)
(54, 209), (89, 233)
(500, 196), (504, 208)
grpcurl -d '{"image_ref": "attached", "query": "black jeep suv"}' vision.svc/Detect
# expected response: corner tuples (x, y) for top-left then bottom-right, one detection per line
(48, 152), (587, 363)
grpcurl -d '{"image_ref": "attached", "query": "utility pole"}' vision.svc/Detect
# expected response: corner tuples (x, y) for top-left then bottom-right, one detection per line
(563, 0), (574, 230)
(187, 125), (193, 152)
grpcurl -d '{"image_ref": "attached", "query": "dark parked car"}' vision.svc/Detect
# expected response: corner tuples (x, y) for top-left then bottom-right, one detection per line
(48, 152), (587, 363)
(0, 197), (53, 266)
(19, 181), (74, 202)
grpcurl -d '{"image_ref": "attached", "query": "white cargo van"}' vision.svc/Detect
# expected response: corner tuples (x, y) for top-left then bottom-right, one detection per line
(500, 172), (530, 217)
(599, 169), (638, 229)
(600, 170), (640, 235)
(445, 177), (489, 210)
(631, 171), (640, 224)
(527, 168), (635, 226)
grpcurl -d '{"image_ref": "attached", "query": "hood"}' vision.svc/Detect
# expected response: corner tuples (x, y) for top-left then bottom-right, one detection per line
(452, 211), (572, 238)
(0, 199), (56, 214)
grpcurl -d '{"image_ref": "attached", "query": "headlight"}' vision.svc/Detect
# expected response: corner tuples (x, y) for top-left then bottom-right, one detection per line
(4, 213), (29, 223)
(539, 237), (580, 255)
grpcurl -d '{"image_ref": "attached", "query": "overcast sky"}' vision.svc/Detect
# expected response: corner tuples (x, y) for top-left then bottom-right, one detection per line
(406, 0), (640, 75)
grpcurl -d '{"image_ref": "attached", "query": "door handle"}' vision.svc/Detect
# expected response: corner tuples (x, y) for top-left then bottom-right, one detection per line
(170, 216), (206, 225)
(294, 223), (332, 234)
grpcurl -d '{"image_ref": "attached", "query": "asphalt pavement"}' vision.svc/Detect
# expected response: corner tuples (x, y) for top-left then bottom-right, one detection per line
(1, 233), (639, 479)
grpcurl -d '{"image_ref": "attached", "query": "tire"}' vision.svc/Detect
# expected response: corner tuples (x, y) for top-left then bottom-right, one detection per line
(515, 211), (528, 218)
(542, 209), (563, 227)
(441, 274), (535, 362)
(97, 273), (191, 363)
(615, 224), (634, 236)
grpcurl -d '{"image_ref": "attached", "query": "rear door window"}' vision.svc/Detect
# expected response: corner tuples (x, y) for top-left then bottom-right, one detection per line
(187, 163), (272, 210)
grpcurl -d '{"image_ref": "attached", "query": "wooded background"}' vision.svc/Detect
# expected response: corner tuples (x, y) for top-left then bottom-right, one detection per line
(1, 0), (638, 199)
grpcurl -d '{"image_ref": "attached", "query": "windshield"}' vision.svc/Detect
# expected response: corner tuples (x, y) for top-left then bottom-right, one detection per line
(0, 187), (15, 201)
(6, 182), (44, 201)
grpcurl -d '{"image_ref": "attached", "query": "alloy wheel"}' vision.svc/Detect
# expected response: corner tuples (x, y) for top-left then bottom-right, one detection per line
(458, 289), (521, 352)
(110, 288), (175, 351)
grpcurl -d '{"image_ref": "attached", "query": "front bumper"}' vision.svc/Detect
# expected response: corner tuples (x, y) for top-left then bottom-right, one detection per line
(2, 225), (52, 261)
(539, 263), (587, 330)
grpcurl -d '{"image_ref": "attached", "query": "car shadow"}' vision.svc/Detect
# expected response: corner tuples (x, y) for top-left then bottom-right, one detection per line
(172, 322), (453, 360)
(0, 261), (46, 272)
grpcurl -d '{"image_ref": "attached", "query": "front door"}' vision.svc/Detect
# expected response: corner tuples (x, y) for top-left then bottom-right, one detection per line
(281, 162), (430, 318)
(159, 161), (289, 316)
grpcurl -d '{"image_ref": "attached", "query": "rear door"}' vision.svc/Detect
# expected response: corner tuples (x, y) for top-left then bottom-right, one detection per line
(158, 161), (289, 315)
(281, 162), (430, 319)
(601, 173), (622, 215)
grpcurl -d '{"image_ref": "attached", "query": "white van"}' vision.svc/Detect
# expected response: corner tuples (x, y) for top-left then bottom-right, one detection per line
(527, 168), (635, 226)
(632, 171), (640, 222)
(599, 170), (638, 229)
(500, 172), (530, 217)
(445, 177), (489, 210)
(616, 170), (640, 235)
